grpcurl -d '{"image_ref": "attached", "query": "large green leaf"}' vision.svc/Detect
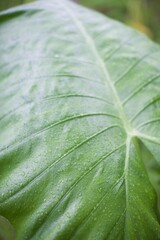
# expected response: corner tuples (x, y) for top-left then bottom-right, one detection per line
(0, 0), (160, 239)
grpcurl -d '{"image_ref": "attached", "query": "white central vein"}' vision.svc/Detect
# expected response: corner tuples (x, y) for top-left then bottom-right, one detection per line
(62, 1), (132, 233)
(62, 0), (132, 180)
(62, 1), (132, 136)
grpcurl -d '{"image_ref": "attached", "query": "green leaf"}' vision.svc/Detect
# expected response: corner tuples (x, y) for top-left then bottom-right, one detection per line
(0, 0), (160, 239)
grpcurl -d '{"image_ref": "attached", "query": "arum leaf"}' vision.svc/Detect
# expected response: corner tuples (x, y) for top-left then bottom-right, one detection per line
(0, 0), (160, 239)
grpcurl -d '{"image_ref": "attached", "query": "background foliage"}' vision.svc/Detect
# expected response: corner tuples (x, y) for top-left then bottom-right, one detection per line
(0, 0), (160, 43)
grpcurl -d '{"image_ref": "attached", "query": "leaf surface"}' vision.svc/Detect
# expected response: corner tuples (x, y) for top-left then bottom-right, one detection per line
(0, 0), (160, 239)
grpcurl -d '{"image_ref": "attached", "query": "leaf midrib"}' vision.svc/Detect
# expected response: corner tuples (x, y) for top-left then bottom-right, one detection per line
(62, 0), (132, 136)
(61, 2), (132, 238)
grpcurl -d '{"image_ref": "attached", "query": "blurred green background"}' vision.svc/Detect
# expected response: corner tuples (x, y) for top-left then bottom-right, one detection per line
(0, 0), (160, 43)
(80, 0), (160, 43)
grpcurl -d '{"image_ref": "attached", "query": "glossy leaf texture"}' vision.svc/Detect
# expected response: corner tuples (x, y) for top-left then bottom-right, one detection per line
(0, 0), (160, 239)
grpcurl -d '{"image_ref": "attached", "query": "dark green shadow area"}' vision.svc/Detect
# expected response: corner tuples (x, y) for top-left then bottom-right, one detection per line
(0, 216), (16, 240)
(0, 0), (33, 11)
(138, 139), (160, 216)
